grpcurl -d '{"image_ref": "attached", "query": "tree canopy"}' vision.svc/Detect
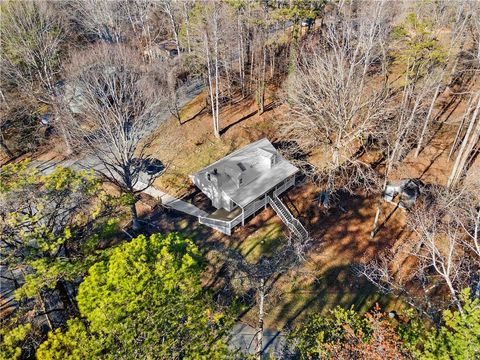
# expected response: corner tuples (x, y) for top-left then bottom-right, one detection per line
(0, 160), (118, 299)
(36, 233), (234, 359)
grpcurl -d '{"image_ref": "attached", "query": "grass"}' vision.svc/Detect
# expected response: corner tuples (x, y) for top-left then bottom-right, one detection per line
(238, 222), (284, 263)
(241, 262), (408, 329)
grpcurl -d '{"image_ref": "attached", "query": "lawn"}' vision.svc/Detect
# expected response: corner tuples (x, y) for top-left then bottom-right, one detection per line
(238, 222), (284, 263)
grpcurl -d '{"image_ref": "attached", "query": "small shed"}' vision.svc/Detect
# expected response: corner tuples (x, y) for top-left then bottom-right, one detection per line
(384, 179), (423, 209)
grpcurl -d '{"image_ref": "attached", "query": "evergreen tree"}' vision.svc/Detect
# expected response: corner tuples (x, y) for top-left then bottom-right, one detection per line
(420, 289), (480, 360)
(36, 233), (234, 359)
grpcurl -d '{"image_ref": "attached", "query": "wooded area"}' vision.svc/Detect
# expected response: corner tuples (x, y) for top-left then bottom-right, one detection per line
(1, 0), (479, 359)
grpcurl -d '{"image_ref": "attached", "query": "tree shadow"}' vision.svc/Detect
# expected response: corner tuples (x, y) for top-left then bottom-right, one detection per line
(219, 101), (279, 136)
(277, 264), (394, 331)
(220, 109), (259, 136)
(179, 106), (206, 125)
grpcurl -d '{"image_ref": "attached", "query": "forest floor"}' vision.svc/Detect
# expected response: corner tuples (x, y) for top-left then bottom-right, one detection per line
(141, 77), (479, 331)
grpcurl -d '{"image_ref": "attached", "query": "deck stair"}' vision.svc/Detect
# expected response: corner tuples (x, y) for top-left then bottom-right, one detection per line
(268, 194), (308, 239)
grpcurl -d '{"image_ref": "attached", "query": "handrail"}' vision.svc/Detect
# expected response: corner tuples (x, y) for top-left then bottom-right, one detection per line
(199, 176), (299, 235)
(199, 213), (242, 227)
(269, 193), (308, 239)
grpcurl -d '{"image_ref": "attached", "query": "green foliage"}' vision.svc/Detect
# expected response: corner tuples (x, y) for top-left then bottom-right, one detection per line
(396, 308), (427, 353)
(37, 233), (234, 359)
(289, 306), (372, 359)
(420, 289), (480, 360)
(270, 1), (323, 23)
(0, 160), (36, 192)
(36, 320), (98, 360)
(1, 161), (119, 300)
(290, 290), (480, 360)
(392, 12), (446, 79)
(0, 324), (31, 360)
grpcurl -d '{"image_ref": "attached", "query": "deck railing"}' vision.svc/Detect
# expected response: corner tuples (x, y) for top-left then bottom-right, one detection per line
(273, 176), (295, 197)
(199, 175), (297, 235)
(198, 213), (242, 235)
(243, 197), (268, 219)
(268, 193), (308, 239)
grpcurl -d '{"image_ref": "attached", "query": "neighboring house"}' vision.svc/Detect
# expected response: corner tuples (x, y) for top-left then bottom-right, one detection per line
(190, 138), (308, 238)
(144, 40), (179, 60)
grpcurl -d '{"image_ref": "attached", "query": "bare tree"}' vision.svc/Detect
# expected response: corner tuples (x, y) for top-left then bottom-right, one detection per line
(414, 1), (472, 158)
(189, 2), (225, 138)
(158, 0), (182, 56)
(370, 8), (451, 237)
(64, 44), (166, 229)
(69, 0), (124, 43)
(152, 58), (188, 125)
(281, 2), (392, 195)
(221, 236), (308, 359)
(0, 1), (71, 152)
(360, 184), (480, 318)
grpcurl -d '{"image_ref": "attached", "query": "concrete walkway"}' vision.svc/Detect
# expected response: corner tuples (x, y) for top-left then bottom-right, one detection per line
(135, 180), (207, 217)
(30, 158), (207, 219)
(229, 322), (286, 358)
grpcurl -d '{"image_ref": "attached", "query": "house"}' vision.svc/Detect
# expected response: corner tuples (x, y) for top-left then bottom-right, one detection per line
(144, 40), (179, 60)
(190, 138), (308, 238)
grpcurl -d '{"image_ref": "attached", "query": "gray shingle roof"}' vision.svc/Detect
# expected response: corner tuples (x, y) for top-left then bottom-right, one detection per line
(191, 138), (298, 208)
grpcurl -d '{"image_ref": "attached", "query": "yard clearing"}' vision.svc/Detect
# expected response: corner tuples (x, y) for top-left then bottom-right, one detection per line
(139, 79), (476, 332)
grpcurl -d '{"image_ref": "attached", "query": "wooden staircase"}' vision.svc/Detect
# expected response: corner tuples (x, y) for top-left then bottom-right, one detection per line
(268, 194), (308, 240)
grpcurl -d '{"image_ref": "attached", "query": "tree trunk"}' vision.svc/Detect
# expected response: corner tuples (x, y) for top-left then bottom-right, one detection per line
(445, 276), (464, 314)
(213, 11), (220, 138)
(371, 206), (382, 238)
(238, 15), (245, 98)
(370, 174), (389, 238)
(183, 2), (191, 53)
(250, 34), (255, 93)
(449, 95), (475, 160)
(257, 43), (267, 114)
(447, 95), (480, 188)
(270, 46), (275, 81)
(131, 201), (140, 230)
(415, 83), (441, 158)
(255, 278), (265, 360)
(165, 2), (181, 56)
(204, 34), (219, 138)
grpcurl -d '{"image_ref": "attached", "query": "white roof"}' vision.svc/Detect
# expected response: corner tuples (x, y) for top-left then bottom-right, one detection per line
(191, 138), (298, 208)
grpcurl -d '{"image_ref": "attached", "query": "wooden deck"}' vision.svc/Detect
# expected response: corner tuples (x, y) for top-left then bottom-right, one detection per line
(198, 175), (297, 235)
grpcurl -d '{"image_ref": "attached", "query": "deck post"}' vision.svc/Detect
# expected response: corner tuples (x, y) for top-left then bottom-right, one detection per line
(264, 193), (267, 209)
(242, 207), (245, 226)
